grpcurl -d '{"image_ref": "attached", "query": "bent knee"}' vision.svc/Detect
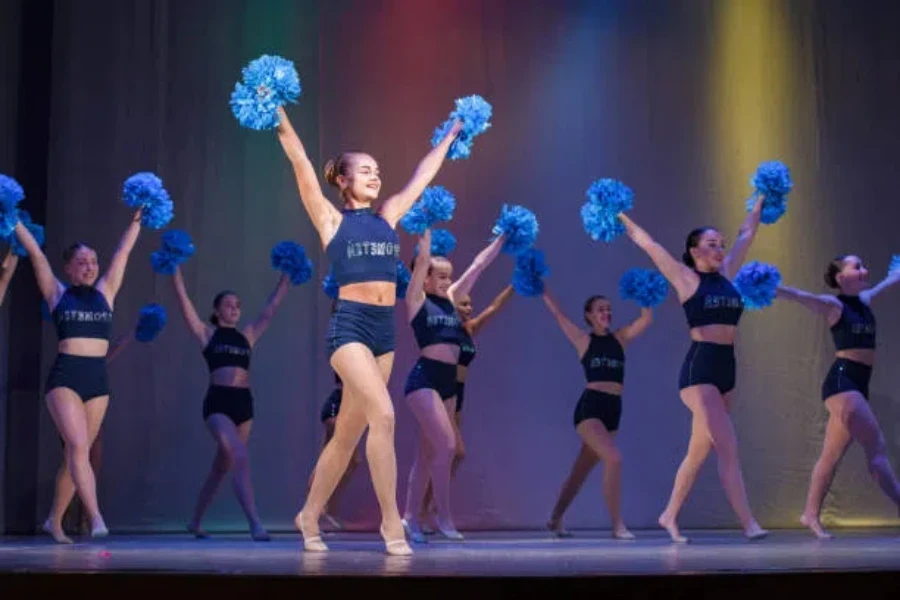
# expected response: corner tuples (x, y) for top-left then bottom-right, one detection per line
(604, 448), (623, 467)
(367, 409), (395, 434)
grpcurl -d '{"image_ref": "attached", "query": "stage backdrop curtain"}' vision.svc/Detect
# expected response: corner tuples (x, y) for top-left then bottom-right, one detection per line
(12, 0), (900, 532)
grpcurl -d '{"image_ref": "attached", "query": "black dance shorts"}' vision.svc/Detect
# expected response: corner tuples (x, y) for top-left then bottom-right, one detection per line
(821, 358), (872, 401)
(678, 341), (736, 395)
(202, 385), (254, 427)
(45, 353), (109, 403)
(326, 299), (395, 359)
(573, 389), (623, 432)
(404, 357), (458, 400)
(320, 388), (342, 423)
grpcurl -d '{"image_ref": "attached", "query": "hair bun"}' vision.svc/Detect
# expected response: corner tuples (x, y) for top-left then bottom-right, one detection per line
(323, 159), (338, 187)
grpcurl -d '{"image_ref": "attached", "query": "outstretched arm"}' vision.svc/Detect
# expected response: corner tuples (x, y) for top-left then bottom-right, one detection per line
(722, 195), (763, 280)
(96, 210), (142, 305)
(448, 234), (505, 302)
(775, 285), (842, 322)
(0, 249), (19, 306)
(380, 120), (463, 228)
(861, 269), (900, 305)
(13, 219), (65, 307)
(275, 106), (341, 246)
(243, 274), (290, 346)
(615, 308), (653, 345)
(541, 289), (590, 356)
(405, 230), (432, 321)
(618, 213), (697, 302)
(466, 284), (513, 336)
(171, 266), (213, 346)
(106, 332), (134, 364)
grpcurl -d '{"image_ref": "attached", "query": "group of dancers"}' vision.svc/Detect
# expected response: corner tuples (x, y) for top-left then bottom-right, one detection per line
(4, 92), (900, 556)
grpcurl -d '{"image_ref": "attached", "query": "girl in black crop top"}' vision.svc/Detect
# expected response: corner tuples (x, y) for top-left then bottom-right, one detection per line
(401, 228), (506, 543)
(542, 285), (654, 539)
(14, 207), (145, 544)
(774, 254), (900, 539)
(170, 264), (291, 541)
(617, 197), (769, 543)
(275, 105), (462, 556)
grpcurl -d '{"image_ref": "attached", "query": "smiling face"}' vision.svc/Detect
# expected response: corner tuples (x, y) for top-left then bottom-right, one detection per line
(337, 153), (381, 204)
(63, 244), (99, 286)
(456, 294), (473, 322)
(584, 296), (612, 331)
(424, 258), (453, 298)
(687, 228), (726, 272)
(833, 255), (870, 294)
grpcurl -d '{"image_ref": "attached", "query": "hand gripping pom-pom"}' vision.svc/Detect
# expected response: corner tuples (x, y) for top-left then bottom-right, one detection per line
(322, 267), (339, 299)
(492, 204), (538, 255)
(396, 261), (412, 299)
(431, 95), (492, 160)
(581, 178), (634, 242)
(9, 210), (44, 257)
(230, 54), (301, 131)
(135, 303), (167, 343)
(733, 261), (782, 311)
(271, 241), (314, 285)
(512, 248), (550, 297)
(122, 172), (174, 230)
(618, 268), (669, 308)
(889, 254), (900, 275)
(747, 161), (792, 225)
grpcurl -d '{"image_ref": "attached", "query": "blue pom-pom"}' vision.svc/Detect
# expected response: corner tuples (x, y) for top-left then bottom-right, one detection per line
(492, 204), (538, 255)
(0, 174), (24, 214)
(619, 268), (669, 308)
(512, 248), (550, 297)
(889, 254), (900, 275)
(413, 228), (457, 257)
(322, 267), (339, 299)
(581, 178), (634, 242)
(8, 210), (44, 257)
(151, 229), (195, 275)
(135, 303), (167, 343)
(733, 261), (782, 311)
(230, 54), (301, 131)
(396, 260), (412, 299)
(431, 95), (492, 160)
(270, 240), (313, 285)
(122, 172), (174, 230)
(399, 186), (456, 235)
(748, 161), (792, 225)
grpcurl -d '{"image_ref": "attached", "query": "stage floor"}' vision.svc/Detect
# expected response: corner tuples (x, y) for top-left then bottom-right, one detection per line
(1, 528), (899, 577)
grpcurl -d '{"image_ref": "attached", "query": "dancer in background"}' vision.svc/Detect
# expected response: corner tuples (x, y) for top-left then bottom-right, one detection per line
(541, 290), (653, 539)
(171, 265), (290, 541)
(618, 197), (768, 542)
(14, 210), (143, 543)
(0, 248), (18, 306)
(275, 104), (461, 555)
(775, 255), (900, 538)
(418, 284), (514, 531)
(401, 228), (506, 542)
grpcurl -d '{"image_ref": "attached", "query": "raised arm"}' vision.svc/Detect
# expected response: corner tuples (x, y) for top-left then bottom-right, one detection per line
(861, 269), (900, 305)
(171, 266), (212, 345)
(13, 219), (65, 307)
(614, 307), (653, 345)
(96, 210), (142, 305)
(722, 195), (763, 280)
(275, 106), (341, 245)
(380, 120), (463, 228)
(0, 250), (18, 306)
(775, 285), (842, 323)
(106, 332), (134, 364)
(242, 274), (290, 346)
(618, 213), (698, 302)
(466, 284), (513, 336)
(448, 234), (505, 302)
(541, 289), (590, 356)
(405, 230), (432, 322)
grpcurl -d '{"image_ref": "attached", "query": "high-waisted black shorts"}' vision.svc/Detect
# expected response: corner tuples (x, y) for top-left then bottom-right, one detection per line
(326, 299), (395, 359)
(202, 385), (254, 426)
(45, 353), (109, 402)
(404, 357), (458, 400)
(821, 358), (872, 401)
(678, 341), (736, 395)
(573, 389), (623, 432)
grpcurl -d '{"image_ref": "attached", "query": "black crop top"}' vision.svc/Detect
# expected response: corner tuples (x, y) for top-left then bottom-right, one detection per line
(203, 327), (251, 371)
(52, 285), (113, 341)
(325, 208), (401, 287)
(580, 333), (625, 384)
(458, 330), (476, 367)
(410, 294), (466, 349)
(830, 295), (876, 350)
(682, 271), (744, 328)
